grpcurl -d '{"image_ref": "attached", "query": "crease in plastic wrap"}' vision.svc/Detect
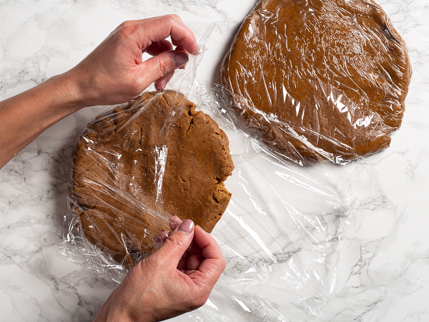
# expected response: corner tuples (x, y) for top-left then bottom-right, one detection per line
(60, 25), (360, 321)
(218, 0), (411, 166)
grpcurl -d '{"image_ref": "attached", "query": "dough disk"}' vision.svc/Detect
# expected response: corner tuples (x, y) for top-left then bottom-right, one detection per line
(220, 0), (411, 164)
(71, 91), (234, 267)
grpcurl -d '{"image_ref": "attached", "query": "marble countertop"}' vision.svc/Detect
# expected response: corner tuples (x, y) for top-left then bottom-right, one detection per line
(1, 0), (428, 321)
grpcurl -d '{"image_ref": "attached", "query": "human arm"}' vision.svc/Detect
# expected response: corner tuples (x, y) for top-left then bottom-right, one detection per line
(94, 217), (227, 322)
(0, 15), (198, 169)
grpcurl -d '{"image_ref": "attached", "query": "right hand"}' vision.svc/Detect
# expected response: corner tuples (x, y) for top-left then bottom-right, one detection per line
(94, 217), (226, 322)
(60, 15), (199, 108)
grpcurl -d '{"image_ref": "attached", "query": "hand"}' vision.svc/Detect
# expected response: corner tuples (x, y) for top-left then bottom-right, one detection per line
(0, 15), (198, 168)
(94, 217), (226, 322)
(61, 15), (199, 107)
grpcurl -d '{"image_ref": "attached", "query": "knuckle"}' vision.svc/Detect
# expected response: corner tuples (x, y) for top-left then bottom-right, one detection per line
(164, 234), (186, 250)
(116, 21), (137, 40)
(150, 254), (165, 268)
(116, 27), (130, 40)
(118, 20), (132, 28)
(167, 14), (182, 24)
(156, 57), (172, 77)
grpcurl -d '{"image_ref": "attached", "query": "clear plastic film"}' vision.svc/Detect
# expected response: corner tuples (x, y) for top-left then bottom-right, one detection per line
(174, 83), (359, 321)
(60, 28), (220, 281)
(218, 0), (412, 165)
(61, 20), (362, 321)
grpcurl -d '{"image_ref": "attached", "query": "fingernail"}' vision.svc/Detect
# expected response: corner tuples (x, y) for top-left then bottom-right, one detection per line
(179, 219), (194, 234)
(175, 52), (189, 67)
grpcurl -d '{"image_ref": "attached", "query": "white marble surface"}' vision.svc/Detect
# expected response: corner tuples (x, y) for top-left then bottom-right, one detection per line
(0, 0), (428, 321)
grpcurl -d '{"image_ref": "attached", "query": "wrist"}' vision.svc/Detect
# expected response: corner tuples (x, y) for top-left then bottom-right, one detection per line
(94, 296), (156, 322)
(97, 307), (156, 322)
(51, 68), (92, 111)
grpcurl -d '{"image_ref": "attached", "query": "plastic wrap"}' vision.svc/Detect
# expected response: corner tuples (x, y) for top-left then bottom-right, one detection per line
(61, 79), (358, 320)
(177, 83), (359, 320)
(60, 30), (219, 280)
(219, 0), (412, 165)
(60, 25), (359, 321)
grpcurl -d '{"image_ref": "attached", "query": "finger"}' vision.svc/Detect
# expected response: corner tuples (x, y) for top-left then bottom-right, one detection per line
(194, 226), (223, 260)
(138, 15), (199, 55)
(160, 230), (170, 242)
(155, 70), (175, 92)
(192, 226), (226, 283)
(173, 46), (189, 70)
(169, 215), (182, 231)
(154, 44), (190, 91)
(138, 50), (189, 89)
(187, 254), (205, 270)
(153, 229), (169, 249)
(156, 219), (195, 265)
(146, 39), (173, 56)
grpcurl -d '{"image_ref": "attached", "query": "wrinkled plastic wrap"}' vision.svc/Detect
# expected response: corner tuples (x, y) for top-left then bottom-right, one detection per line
(60, 23), (361, 321)
(65, 85), (235, 270)
(219, 0), (412, 165)
(60, 29), (217, 280)
(178, 83), (358, 321)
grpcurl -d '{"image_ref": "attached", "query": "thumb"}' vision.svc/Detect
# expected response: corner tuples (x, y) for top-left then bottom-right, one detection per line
(138, 50), (189, 89)
(155, 219), (195, 264)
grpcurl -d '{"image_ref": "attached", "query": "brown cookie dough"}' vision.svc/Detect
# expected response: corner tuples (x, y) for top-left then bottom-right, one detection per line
(220, 0), (411, 164)
(71, 91), (234, 267)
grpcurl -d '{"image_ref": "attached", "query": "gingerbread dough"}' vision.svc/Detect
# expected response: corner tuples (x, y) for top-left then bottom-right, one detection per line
(71, 91), (234, 266)
(220, 0), (411, 164)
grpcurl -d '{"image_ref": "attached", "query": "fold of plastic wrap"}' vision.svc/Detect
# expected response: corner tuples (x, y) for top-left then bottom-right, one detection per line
(218, 0), (412, 166)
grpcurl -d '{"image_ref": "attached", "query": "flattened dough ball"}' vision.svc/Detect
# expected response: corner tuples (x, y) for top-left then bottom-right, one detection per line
(71, 91), (234, 267)
(220, 0), (411, 164)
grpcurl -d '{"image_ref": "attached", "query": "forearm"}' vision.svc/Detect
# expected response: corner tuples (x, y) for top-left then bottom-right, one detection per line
(0, 72), (83, 168)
